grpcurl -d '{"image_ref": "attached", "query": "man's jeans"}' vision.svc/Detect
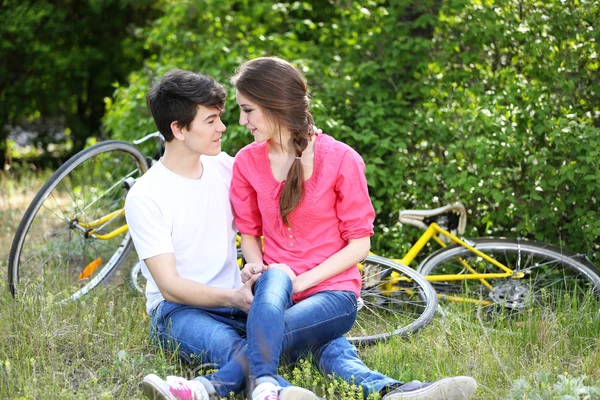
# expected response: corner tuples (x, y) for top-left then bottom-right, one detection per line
(151, 300), (259, 397)
(150, 269), (400, 398)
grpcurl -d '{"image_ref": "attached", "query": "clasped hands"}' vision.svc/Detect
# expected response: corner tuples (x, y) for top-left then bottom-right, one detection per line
(235, 262), (298, 313)
(241, 262), (297, 284)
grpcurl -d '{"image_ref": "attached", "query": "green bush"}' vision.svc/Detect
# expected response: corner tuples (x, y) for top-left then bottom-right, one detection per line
(407, 0), (600, 260)
(103, 0), (599, 263)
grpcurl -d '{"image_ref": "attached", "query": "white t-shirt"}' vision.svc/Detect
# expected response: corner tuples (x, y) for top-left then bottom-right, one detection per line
(125, 153), (242, 315)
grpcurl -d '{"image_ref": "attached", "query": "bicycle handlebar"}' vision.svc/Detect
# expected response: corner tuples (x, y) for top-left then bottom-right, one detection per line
(133, 131), (164, 145)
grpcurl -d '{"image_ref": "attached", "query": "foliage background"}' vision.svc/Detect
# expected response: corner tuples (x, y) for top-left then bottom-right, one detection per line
(2, 0), (599, 262)
(102, 0), (599, 262)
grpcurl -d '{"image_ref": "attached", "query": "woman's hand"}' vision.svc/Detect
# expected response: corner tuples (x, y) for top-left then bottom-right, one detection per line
(268, 263), (297, 282)
(241, 262), (267, 284)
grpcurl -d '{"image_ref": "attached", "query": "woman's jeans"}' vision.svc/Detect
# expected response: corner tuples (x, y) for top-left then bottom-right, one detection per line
(150, 269), (398, 398)
(247, 269), (357, 382)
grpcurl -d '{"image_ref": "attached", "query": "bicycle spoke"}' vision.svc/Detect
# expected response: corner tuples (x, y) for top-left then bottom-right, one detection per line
(72, 168), (138, 220)
(10, 142), (147, 302)
(58, 177), (86, 223)
(347, 255), (437, 344)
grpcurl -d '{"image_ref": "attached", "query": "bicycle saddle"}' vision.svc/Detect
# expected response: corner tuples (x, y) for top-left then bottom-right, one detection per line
(399, 202), (467, 236)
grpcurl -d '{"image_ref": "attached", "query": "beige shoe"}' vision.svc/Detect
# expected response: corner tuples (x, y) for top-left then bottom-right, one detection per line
(382, 376), (477, 400)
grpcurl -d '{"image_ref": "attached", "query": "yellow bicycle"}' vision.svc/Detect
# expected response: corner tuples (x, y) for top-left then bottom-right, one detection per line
(394, 203), (600, 310)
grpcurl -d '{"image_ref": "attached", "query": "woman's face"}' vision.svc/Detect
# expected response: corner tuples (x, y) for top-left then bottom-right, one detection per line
(236, 90), (275, 143)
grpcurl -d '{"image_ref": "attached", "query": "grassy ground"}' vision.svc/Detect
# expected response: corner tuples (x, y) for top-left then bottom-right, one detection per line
(1, 171), (600, 399)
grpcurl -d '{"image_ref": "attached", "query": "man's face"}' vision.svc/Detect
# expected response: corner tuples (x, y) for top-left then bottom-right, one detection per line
(180, 105), (226, 156)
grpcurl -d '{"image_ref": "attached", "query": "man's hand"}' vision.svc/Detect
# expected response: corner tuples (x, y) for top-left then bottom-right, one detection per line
(241, 262), (268, 284)
(268, 263), (297, 282)
(233, 273), (260, 313)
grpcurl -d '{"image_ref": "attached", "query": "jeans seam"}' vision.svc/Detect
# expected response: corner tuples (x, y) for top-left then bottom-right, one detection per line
(154, 323), (241, 365)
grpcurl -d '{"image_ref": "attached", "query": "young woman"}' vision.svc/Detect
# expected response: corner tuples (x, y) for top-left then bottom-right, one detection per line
(230, 57), (375, 400)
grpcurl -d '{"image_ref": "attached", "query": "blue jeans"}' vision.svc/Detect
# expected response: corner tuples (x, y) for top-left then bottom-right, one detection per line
(151, 269), (399, 398)
(151, 301), (263, 397)
(247, 269), (357, 382)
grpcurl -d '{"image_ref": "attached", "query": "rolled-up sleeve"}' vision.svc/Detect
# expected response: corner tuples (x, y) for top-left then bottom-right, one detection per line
(230, 156), (263, 236)
(334, 150), (375, 240)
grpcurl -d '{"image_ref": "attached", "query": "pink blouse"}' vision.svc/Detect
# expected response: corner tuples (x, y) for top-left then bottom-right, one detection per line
(230, 133), (375, 302)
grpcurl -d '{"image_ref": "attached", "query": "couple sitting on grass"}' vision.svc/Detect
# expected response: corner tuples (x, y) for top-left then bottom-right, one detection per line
(125, 56), (478, 400)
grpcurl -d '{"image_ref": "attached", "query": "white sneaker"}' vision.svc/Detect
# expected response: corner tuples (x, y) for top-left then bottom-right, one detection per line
(141, 373), (209, 400)
(252, 382), (320, 400)
(279, 386), (320, 400)
(252, 382), (280, 400)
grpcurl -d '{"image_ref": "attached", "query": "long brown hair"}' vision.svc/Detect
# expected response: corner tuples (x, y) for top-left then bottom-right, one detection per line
(231, 57), (314, 225)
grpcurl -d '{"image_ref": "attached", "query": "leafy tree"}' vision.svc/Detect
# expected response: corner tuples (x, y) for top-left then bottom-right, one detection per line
(0, 0), (159, 166)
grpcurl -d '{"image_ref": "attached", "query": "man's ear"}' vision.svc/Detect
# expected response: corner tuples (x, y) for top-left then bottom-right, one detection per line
(171, 121), (185, 141)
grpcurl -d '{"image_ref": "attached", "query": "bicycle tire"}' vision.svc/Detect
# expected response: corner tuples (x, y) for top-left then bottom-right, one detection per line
(347, 254), (438, 345)
(8, 140), (148, 303)
(417, 238), (600, 310)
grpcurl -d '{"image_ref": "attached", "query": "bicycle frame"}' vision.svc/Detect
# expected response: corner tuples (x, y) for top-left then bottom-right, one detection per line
(74, 209), (128, 240)
(384, 223), (525, 306)
(399, 223), (524, 281)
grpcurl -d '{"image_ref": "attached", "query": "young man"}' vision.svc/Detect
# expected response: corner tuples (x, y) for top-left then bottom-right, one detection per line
(125, 69), (320, 400)
(126, 68), (477, 400)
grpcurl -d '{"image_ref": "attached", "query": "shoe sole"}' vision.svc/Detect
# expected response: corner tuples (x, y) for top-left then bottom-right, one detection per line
(279, 386), (320, 400)
(141, 374), (175, 400)
(384, 376), (477, 400)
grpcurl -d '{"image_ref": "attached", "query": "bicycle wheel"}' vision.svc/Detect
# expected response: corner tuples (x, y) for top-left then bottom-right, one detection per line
(8, 141), (148, 303)
(417, 238), (600, 310)
(346, 255), (438, 345)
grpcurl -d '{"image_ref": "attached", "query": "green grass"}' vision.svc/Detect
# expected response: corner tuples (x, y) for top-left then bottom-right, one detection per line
(1, 171), (600, 399)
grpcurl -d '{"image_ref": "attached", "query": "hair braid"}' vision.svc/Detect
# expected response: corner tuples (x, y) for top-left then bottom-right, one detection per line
(231, 56), (315, 225)
(279, 132), (309, 224)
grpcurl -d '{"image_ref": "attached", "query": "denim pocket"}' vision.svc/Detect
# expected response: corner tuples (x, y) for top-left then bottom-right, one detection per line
(339, 290), (358, 310)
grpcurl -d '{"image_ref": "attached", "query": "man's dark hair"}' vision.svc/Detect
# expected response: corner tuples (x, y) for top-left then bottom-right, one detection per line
(146, 69), (227, 141)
